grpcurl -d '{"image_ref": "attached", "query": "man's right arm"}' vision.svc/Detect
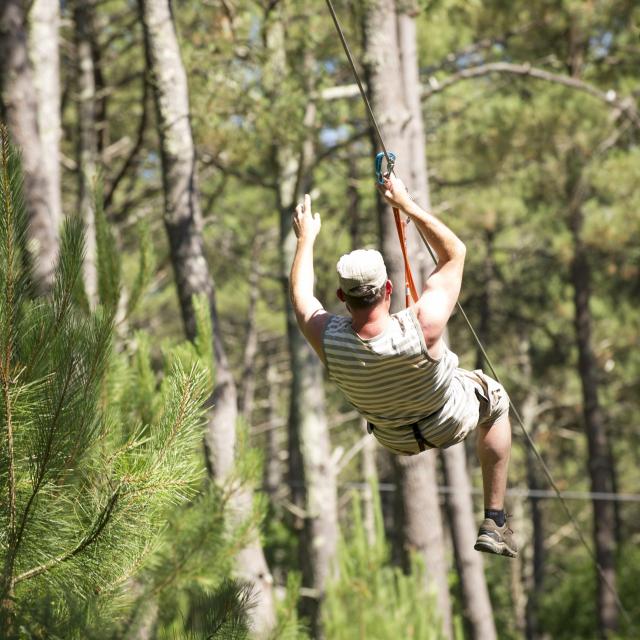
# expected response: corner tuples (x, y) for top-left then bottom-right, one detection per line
(379, 176), (466, 348)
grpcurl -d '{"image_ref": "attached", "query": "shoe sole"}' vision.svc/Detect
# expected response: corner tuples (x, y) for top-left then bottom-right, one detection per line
(474, 534), (518, 558)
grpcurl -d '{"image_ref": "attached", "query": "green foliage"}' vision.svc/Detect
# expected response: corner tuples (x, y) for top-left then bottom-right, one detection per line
(180, 580), (255, 640)
(267, 572), (309, 640)
(34, 0), (640, 637)
(0, 131), (211, 636)
(528, 543), (640, 640)
(94, 175), (122, 314)
(324, 485), (449, 640)
(126, 218), (156, 319)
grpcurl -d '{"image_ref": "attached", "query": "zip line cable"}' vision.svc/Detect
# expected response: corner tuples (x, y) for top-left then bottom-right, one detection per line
(324, 0), (631, 625)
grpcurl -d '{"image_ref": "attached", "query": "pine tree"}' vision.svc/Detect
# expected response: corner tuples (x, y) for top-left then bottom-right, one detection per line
(323, 480), (453, 640)
(0, 125), (209, 637)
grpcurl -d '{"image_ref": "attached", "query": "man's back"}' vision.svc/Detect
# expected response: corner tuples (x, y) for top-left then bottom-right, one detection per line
(323, 307), (479, 454)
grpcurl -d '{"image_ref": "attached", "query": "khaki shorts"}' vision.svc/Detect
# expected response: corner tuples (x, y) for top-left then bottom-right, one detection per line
(425, 369), (511, 451)
(369, 369), (510, 456)
(462, 368), (510, 429)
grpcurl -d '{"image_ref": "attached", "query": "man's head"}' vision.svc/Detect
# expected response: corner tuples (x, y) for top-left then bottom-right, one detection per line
(336, 249), (391, 310)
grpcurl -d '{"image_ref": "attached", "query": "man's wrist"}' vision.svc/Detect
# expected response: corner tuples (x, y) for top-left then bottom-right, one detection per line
(402, 201), (424, 218)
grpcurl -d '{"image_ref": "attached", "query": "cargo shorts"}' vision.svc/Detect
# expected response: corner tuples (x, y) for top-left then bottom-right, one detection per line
(367, 369), (511, 456)
(462, 368), (510, 429)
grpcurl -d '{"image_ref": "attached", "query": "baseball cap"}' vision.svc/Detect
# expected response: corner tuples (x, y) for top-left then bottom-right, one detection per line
(336, 249), (388, 297)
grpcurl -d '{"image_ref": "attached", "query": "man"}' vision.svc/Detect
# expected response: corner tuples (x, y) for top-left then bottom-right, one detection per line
(289, 174), (516, 558)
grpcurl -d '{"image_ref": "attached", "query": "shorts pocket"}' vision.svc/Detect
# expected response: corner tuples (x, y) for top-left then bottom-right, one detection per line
(473, 369), (509, 421)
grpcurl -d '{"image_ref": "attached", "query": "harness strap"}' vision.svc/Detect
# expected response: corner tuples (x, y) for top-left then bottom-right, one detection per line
(411, 422), (437, 452)
(367, 421), (438, 453)
(392, 207), (419, 306)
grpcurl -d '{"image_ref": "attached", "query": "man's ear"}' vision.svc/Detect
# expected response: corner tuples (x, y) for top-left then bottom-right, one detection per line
(336, 288), (346, 302)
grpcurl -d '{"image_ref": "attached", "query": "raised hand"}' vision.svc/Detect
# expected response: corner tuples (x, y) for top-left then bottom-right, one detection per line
(377, 174), (413, 211)
(292, 193), (321, 241)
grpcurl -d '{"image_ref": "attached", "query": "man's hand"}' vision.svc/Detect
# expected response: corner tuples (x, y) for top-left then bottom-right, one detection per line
(377, 174), (413, 212)
(293, 194), (321, 241)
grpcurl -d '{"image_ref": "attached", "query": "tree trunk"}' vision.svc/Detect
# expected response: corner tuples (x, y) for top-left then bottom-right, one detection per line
(347, 159), (362, 248)
(124, 583), (159, 640)
(476, 229), (495, 369)
(510, 497), (528, 634)
(569, 200), (618, 636)
(0, 0), (59, 292)
(518, 339), (545, 640)
(138, 1), (275, 634)
(265, 11), (338, 637)
(238, 237), (262, 422)
(29, 0), (62, 234)
(74, 0), (99, 304)
(364, 3), (453, 636)
(360, 419), (379, 547)
(278, 137), (337, 640)
(263, 355), (283, 498)
(564, 24), (618, 633)
(394, 453), (452, 636)
(442, 444), (497, 640)
(442, 221), (498, 638)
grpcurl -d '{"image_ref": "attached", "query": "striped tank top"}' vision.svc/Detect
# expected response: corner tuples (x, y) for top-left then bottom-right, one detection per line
(322, 308), (477, 455)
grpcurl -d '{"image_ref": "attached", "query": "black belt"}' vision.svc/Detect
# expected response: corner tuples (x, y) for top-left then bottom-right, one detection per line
(367, 420), (438, 452)
(410, 422), (438, 452)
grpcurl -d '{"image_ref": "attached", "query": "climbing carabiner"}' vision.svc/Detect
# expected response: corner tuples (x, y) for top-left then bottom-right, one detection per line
(375, 151), (396, 184)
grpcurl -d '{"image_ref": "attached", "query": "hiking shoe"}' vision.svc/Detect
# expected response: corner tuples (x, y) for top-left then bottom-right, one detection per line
(474, 518), (518, 558)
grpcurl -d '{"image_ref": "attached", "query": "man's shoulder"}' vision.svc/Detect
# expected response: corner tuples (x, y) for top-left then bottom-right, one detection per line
(391, 307), (414, 320)
(323, 313), (350, 335)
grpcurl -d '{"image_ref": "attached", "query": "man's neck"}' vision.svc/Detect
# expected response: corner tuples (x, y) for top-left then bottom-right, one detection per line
(350, 303), (391, 340)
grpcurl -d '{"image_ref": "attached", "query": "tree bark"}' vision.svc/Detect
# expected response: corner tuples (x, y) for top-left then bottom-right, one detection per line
(363, 3), (453, 636)
(569, 199), (618, 636)
(442, 445), (497, 640)
(360, 419), (379, 547)
(441, 220), (499, 639)
(238, 237), (262, 422)
(564, 27), (618, 631)
(277, 118), (337, 640)
(394, 453), (451, 636)
(347, 158), (362, 248)
(74, 0), (99, 305)
(476, 228), (495, 368)
(263, 355), (283, 498)
(124, 584), (159, 640)
(517, 338), (545, 640)
(0, 0), (59, 292)
(138, 1), (275, 634)
(510, 497), (528, 635)
(265, 14), (338, 636)
(29, 0), (62, 234)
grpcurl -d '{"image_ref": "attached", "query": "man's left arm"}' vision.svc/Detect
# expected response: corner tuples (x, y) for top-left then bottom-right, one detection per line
(290, 194), (330, 362)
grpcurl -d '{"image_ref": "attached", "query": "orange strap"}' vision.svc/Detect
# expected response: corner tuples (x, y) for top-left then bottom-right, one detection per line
(392, 207), (419, 307)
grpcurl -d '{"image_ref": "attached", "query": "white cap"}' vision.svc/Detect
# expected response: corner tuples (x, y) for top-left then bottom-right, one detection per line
(336, 249), (387, 297)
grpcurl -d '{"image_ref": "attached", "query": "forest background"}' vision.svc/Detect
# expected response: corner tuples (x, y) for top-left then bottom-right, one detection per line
(0, 0), (639, 639)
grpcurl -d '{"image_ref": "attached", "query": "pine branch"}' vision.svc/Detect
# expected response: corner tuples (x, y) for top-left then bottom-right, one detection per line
(12, 308), (111, 559)
(0, 124), (19, 600)
(13, 485), (122, 585)
(11, 357), (75, 565)
(22, 219), (86, 377)
(420, 61), (640, 127)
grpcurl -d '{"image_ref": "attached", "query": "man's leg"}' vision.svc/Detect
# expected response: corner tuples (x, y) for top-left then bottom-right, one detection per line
(474, 412), (518, 557)
(476, 412), (511, 510)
